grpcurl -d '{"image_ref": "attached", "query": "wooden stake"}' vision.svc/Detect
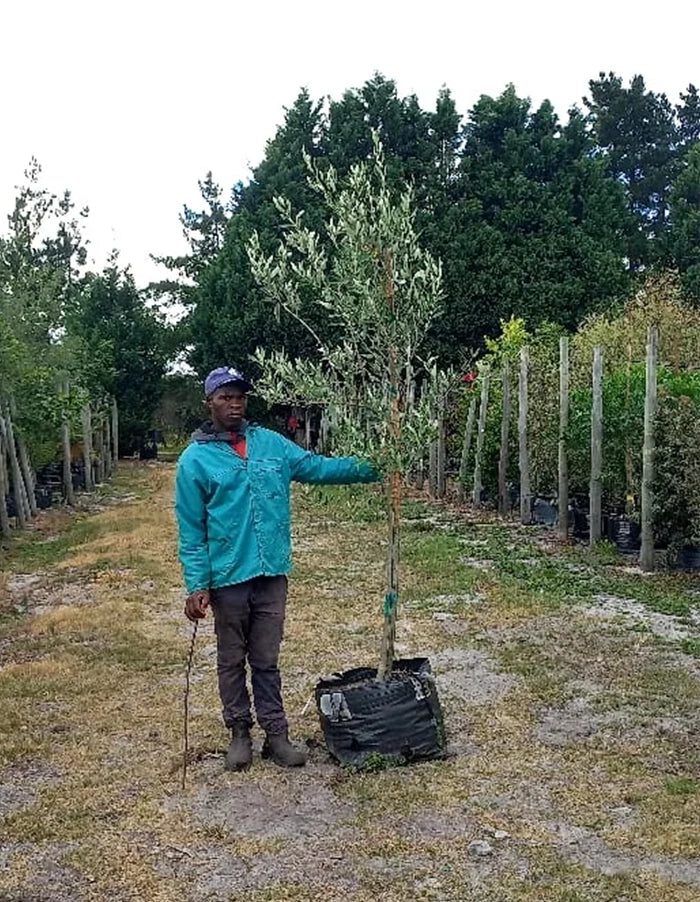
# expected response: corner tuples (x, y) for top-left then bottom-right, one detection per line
(590, 346), (603, 546)
(624, 343), (634, 514)
(436, 394), (446, 499)
(428, 435), (437, 499)
(558, 337), (569, 540)
(318, 408), (328, 455)
(103, 418), (112, 478)
(640, 327), (658, 571)
(81, 404), (95, 492)
(61, 384), (76, 506)
(472, 368), (490, 508)
(111, 397), (119, 468)
(15, 434), (36, 517)
(457, 396), (476, 503)
(9, 395), (37, 517)
(94, 412), (105, 484)
(415, 456), (425, 491)
(304, 410), (312, 451)
(498, 360), (511, 517)
(0, 433), (12, 537)
(518, 347), (531, 524)
(0, 406), (29, 525)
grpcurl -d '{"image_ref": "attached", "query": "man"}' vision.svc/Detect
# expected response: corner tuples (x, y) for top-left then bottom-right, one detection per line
(175, 366), (377, 771)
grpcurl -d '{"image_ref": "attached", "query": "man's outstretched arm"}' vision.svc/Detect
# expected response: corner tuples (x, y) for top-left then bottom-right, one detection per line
(283, 437), (378, 485)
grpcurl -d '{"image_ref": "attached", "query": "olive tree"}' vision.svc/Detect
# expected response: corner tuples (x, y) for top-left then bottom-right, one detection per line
(248, 136), (444, 678)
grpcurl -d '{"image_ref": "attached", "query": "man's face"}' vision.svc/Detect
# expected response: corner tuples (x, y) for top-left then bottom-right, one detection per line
(207, 384), (248, 431)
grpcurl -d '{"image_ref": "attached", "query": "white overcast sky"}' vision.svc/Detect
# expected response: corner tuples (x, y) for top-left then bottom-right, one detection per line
(1, 0), (698, 287)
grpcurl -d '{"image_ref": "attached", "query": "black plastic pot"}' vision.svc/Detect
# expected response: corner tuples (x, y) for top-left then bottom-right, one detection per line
(569, 496), (590, 540)
(607, 514), (641, 553)
(671, 547), (700, 571)
(531, 497), (558, 527)
(315, 657), (446, 768)
(34, 486), (53, 510)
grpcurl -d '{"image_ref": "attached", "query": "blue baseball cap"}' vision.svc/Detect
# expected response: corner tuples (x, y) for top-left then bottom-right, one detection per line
(204, 366), (254, 397)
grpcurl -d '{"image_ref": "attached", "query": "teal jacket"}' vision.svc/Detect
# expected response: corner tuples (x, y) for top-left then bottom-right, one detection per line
(175, 421), (377, 593)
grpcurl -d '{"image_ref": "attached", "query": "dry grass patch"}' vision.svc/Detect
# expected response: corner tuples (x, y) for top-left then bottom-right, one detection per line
(2, 470), (700, 901)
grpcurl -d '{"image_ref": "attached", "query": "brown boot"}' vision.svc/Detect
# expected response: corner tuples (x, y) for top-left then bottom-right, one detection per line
(225, 722), (252, 771)
(262, 730), (307, 768)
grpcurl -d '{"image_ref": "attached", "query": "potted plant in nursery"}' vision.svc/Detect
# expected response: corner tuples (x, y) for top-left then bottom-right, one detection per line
(248, 135), (449, 766)
(652, 389), (700, 570)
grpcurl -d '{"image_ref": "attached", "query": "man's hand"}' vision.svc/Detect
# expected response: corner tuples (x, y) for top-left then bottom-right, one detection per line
(185, 589), (210, 621)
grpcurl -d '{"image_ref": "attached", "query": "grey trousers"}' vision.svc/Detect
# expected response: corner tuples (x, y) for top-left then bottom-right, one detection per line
(210, 575), (288, 735)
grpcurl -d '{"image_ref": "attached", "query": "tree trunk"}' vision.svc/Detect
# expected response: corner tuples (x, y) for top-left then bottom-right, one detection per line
(472, 369), (490, 508)
(94, 413), (105, 484)
(61, 385), (76, 506)
(590, 346), (603, 546)
(305, 411), (312, 451)
(436, 394), (446, 499)
(428, 429), (438, 499)
(379, 469), (401, 680)
(111, 397), (119, 468)
(15, 434), (37, 517)
(415, 456), (425, 491)
(0, 433), (12, 537)
(9, 395), (37, 517)
(81, 404), (95, 492)
(103, 418), (112, 478)
(457, 396), (476, 503)
(518, 348), (531, 524)
(378, 251), (401, 680)
(624, 343), (634, 514)
(640, 327), (658, 571)
(405, 365), (415, 403)
(4, 401), (35, 519)
(0, 406), (30, 525)
(558, 337), (569, 540)
(404, 371), (416, 489)
(318, 408), (328, 455)
(498, 360), (511, 517)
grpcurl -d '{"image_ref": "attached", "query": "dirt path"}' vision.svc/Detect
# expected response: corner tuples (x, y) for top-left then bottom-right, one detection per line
(1, 463), (699, 901)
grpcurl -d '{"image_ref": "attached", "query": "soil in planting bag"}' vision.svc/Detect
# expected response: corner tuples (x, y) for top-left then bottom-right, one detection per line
(315, 657), (446, 767)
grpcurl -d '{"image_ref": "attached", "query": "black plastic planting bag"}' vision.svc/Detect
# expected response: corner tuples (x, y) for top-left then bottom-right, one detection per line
(315, 657), (446, 767)
(607, 514), (641, 553)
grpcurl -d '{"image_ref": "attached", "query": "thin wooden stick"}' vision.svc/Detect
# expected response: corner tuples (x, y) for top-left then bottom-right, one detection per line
(182, 619), (199, 790)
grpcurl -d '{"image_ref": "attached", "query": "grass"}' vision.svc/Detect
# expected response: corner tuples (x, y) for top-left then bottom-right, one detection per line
(0, 472), (699, 901)
(665, 777), (699, 796)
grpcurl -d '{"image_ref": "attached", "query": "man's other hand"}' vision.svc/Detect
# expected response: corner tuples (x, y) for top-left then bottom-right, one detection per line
(185, 590), (210, 621)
